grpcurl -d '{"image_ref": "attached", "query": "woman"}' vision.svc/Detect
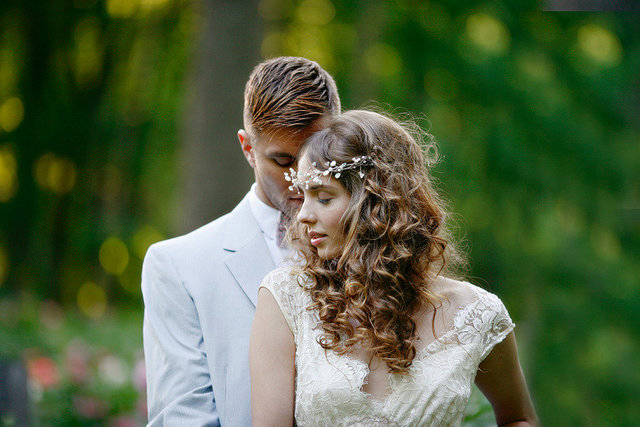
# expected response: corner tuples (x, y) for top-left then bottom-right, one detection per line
(250, 110), (538, 426)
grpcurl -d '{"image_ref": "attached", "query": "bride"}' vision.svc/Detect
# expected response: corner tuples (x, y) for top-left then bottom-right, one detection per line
(249, 110), (538, 426)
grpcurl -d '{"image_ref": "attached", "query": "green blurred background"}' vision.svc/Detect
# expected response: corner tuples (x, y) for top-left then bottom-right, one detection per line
(0, 0), (638, 425)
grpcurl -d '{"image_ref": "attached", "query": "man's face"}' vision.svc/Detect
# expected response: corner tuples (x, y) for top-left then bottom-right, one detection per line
(240, 124), (321, 215)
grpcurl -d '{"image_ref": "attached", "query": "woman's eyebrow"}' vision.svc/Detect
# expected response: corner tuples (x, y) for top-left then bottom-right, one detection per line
(307, 184), (333, 191)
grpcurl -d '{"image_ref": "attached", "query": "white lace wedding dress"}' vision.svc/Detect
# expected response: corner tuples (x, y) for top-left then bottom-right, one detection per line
(260, 266), (514, 426)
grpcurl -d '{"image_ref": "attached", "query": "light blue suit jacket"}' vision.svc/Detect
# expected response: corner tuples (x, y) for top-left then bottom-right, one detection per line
(142, 192), (275, 426)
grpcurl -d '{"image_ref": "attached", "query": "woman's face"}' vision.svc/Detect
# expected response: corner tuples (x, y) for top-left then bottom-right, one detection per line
(296, 153), (351, 260)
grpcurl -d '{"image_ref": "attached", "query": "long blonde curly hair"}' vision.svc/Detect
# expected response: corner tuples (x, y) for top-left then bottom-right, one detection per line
(289, 109), (465, 374)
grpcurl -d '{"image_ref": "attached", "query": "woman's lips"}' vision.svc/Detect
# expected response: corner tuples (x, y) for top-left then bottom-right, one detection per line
(309, 232), (326, 247)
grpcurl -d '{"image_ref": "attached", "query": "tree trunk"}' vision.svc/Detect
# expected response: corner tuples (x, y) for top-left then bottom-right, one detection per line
(179, 0), (262, 233)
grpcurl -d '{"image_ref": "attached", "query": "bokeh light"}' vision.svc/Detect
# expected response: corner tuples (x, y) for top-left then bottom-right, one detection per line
(0, 144), (18, 202)
(516, 51), (556, 82)
(285, 26), (334, 70)
(132, 225), (164, 260)
(259, 0), (294, 21)
(99, 237), (130, 275)
(34, 153), (77, 195)
(106, 0), (169, 18)
(425, 103), (462, 141)
(577, 23), (622, 66)
(106, 0), (138, 18)
(76, 281), (107, 319)
(590, 225), (622, 260)
(0, 96), (24, 132)
(262, 31), (287, 58)
(296, 0), (335, 26)
(97, 354), (128, 386)
(72, 18), (104, 86)
(138, 0), (170, 13)
(465, 13), (511, 55)
(118, 262), (142, 294)
(364, 44), (402, 78)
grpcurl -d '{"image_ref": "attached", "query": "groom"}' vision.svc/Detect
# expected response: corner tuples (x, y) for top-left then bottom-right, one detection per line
(142, 57), (341, 425)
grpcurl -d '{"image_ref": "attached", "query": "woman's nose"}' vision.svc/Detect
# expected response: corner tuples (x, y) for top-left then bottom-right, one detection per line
(297, 200), (315, 225)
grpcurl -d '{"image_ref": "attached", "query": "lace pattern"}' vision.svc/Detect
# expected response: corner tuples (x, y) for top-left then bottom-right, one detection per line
(260, 267), (515, 427)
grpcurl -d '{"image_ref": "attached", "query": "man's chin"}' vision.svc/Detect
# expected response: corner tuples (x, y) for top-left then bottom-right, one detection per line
(281, 197), (303, 216)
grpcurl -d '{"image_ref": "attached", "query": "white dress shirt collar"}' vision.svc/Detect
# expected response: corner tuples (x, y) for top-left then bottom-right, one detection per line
(248, 183), (292, 266)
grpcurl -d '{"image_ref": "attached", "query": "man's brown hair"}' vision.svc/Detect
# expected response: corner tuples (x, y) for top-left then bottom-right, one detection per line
(243, 56), (341, 138)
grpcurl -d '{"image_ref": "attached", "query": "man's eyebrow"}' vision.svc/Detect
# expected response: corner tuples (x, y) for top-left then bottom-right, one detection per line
(266, 152), (295, 158)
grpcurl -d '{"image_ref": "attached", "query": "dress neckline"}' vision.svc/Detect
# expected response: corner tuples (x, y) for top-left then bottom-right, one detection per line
(337, 292), (487, 407)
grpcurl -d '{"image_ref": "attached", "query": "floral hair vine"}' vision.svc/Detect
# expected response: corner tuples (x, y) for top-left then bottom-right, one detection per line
(284, 155), (374, 191)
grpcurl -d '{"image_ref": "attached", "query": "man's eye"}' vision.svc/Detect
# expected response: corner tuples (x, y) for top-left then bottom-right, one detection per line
(274, 158), (294, 167)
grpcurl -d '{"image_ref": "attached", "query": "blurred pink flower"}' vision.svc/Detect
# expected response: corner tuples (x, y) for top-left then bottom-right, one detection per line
(109, 415), (137, 427)
(27, 356), (60, 389)
(73, 395), (108, 419)
(133, 358), (146, 392)
(39, 299), (64, 329)
(65, 338), (90, 384)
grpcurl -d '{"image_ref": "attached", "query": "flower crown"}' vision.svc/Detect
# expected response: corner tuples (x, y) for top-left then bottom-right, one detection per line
(285, 155), (373, 191)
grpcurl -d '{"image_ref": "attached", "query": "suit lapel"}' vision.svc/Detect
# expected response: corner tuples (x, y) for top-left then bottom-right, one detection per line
(222, 192), (275, 307)
(224, 238), (274, 307)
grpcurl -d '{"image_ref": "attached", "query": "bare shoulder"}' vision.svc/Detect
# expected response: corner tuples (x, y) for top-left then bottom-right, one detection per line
(430, 275), (482, 309)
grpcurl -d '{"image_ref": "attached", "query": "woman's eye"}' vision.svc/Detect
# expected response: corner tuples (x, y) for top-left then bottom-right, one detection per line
(318, 197), (332, 205)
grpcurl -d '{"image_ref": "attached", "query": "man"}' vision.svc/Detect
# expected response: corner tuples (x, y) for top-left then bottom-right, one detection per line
(142, 57), (341, 426)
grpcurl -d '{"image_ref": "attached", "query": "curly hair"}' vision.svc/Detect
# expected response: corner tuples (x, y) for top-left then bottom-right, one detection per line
(289, 109), (465, 374)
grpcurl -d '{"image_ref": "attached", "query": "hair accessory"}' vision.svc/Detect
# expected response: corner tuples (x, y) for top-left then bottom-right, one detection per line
(285, 156), (373, 191)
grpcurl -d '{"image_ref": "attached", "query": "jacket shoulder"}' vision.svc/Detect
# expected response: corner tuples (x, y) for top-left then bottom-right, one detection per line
(147, 193), (254, 259)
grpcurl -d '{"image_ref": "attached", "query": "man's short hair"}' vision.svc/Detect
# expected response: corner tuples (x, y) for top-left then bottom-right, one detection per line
(243, 56), (341, 138)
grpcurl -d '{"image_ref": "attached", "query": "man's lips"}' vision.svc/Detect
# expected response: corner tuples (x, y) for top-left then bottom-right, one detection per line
(288, 195), (303, 203)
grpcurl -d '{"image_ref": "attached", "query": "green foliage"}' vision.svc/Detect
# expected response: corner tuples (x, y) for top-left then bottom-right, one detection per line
(0, 0), (638, 425)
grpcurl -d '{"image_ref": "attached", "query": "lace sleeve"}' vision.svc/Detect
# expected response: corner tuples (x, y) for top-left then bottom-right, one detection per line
(259, 267), (302, 337)
(478, 291), (515, 363)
